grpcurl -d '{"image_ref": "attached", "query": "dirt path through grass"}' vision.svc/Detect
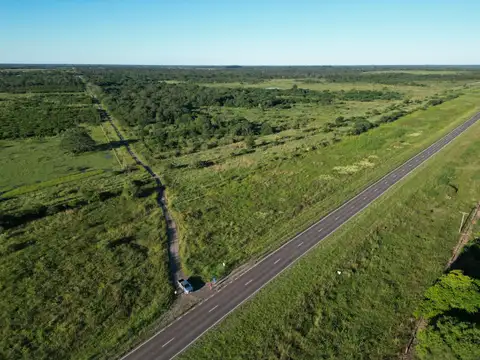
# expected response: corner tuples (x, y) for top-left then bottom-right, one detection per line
(94, 95), (184, 284)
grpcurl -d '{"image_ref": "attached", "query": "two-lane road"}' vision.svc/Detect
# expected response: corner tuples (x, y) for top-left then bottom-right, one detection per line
(121, 111), (480, 360)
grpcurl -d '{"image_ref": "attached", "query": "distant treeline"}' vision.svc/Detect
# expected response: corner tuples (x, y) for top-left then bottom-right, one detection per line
(79, 66), (480, 85)
(0, 70), (84, 93)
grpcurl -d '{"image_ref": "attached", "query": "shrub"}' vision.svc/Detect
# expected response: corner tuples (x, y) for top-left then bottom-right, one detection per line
(60, 127), (96, 154)
(260, 122), (273, 135)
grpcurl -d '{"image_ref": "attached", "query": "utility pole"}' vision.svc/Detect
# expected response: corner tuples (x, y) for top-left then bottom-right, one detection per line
(459, 211), (469, 233)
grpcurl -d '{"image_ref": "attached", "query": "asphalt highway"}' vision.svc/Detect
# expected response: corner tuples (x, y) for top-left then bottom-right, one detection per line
(120, 111), (480, 360)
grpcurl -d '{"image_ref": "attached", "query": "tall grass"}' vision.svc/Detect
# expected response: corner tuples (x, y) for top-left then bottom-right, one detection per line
(0, 173), (173, 359)
(1, 169), (104, 198)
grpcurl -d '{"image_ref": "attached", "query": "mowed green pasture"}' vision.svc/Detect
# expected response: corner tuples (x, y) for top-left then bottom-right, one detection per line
(180, 92), (480, 360)
(166, 89), (480, 279)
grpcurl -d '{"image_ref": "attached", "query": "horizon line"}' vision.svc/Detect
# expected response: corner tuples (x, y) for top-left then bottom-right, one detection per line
(1, 63), (480, 67)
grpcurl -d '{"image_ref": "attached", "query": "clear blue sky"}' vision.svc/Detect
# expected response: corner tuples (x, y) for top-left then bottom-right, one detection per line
(1, 0), (479, 65)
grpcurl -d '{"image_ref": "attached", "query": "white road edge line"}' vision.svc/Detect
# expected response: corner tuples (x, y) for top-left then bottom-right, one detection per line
(208, 305), (218, 313)
(119, 114), (479, 360)
(162, 338), (175, 348)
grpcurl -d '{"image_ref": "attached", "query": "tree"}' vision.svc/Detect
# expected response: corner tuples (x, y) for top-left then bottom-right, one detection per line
(416, 270), (480, 319)
(122, 180), (139, 199)
(260, 122), (273, 135)
(416, 316), (480, 360)
(245, 135), (255, 149)
(60, 127), (96, 154)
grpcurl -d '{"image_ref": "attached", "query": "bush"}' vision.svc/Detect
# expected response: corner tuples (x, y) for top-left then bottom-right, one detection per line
(428, 98), (444, 106)
(260, 122), (273, 135)
(60, 127), (96, 154)
(245, 135), (256, 149)
(192, 160), (215, 169)
(378, 110), (407, 124)
(122, 181), (139, 198)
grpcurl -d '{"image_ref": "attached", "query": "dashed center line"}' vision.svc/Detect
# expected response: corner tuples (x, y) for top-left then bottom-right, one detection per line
(297, 241), (304, 247)
(335, 216), (339, 220)
(317, 228), (324, 232)
(274, 258), (281, 265)
(208, 305), (218, 313)
(162, 338), (175, 348)
(244, 279), (253, 286)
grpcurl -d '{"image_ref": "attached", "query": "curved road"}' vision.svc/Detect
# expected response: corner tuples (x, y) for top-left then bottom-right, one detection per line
(121, 111), (480, 360)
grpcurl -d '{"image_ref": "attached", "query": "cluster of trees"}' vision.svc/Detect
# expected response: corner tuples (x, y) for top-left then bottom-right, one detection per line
(60, 127), (97, 154)
(323, 108), (413, 136)
(427, 93), (460, 107)
(85, 71), (403, 154)
(378, 110), (408, 123)
(144, 115), (277, 151)
(98, 81), (402, 127)
(0, 97), (100, 139)
(415, 240), (480, 359)
(323, 116), (378, 135)
(0, 70), (84, 93)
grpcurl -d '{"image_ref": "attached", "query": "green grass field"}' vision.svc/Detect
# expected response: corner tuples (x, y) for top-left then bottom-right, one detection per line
(164, 89), (480, 279)
(0, 91), (119, 192)
(0, 134), (117, 192)
(0, 84), (174, 359)
(0, 171), (173, 360)
(180, 93), (480, 360)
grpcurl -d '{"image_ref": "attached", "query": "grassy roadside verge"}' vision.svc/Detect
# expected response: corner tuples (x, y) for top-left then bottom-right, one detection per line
(180, 104), (480, 359)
